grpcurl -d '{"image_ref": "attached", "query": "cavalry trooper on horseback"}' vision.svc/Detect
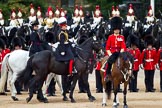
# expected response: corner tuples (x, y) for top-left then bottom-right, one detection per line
(56, 17), (77, 75)
(124, 4), (137, 29)
(91, 5), (103, 30)
(28, 3), (37, 26)
(36, 6), (44, 29)
(0, 9), (4, 26)
(17, 8), (24, 27)
(100, 16), (127, 80)
(44, 6), (55, 32)
(143, 5), (156, 36)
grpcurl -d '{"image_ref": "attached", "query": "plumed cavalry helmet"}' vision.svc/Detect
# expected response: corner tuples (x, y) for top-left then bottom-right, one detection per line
(58, 17), (67, 27)
(144, 35), (154, 46)
(110, 16), (122, 30)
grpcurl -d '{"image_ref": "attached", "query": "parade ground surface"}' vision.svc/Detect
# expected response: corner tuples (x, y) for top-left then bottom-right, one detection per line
(0, 69), (162, 108)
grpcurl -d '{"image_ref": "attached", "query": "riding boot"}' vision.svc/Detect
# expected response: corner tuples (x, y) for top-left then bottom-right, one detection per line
(106, 62), (112, 81)
(106, 62), (112, 75)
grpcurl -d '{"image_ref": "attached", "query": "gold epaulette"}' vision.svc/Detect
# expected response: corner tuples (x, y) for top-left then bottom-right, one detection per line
(58, 31), (68, 42)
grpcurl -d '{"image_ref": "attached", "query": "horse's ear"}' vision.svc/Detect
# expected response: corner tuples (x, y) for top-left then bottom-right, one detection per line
(93, 36), (97, 41)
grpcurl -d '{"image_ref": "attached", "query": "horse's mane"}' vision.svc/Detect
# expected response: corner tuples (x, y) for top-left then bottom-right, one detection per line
(119, 51), (134, 63)
(79, 36), (93, 47)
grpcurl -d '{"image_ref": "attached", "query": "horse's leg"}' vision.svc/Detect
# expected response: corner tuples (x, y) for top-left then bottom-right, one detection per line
(54, 74), (63, 94)
(82, 72), (96, 102)
(123, 82), (128, 108)
(26, 75), (40, 103)
(69, 73), (78, 103)
(61, 75), (69, 101)
(113, 82), (120, 107)
(102, 87), (107, 106)
(37, 79), (48, 103)
(43, 73), (54, 97)
(10, 73), (19, 101)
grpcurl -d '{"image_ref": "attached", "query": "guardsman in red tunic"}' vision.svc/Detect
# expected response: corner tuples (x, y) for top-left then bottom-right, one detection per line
(103, 17), (126, 80)
(127, 34), (141, 92)
(140, 35), (157, 92)
(0, 38), (10, 71)
(156, 38), (162, 92)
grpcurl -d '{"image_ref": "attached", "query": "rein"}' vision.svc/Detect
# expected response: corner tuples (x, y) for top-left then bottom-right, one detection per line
(75, 46), (92, 63)
(116, 56), (132, 82)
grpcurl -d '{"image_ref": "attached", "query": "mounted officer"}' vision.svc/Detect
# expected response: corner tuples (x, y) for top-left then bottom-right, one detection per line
(100, 16), (127, 80)
(55, 17), (76, 75)
(29, 20), (43, 56)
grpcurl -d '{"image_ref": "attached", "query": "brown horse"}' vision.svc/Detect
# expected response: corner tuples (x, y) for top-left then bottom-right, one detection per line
(100, 52), (134, 108)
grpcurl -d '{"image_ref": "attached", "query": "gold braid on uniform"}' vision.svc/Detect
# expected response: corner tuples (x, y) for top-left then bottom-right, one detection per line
(58, 31), (68, 42)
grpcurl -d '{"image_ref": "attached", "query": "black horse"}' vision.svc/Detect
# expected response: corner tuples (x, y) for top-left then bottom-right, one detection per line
(18, 36), (104, 103)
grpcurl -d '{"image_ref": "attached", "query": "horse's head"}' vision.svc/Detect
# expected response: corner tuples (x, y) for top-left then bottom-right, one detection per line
(118, 52), (134, 74)
(91, 36), (104, 55)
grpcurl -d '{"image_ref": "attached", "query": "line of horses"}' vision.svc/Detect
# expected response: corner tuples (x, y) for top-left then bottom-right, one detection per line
(0, 19), (162, 108)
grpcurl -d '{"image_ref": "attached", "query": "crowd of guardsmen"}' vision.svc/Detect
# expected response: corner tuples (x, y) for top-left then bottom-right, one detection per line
(0, 3), (162, 96)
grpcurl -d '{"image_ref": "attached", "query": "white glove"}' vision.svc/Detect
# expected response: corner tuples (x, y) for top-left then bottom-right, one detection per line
(72, 43), (76, 47)
(67, 26), (70, 30)
(61, 52), (65, 55)
(140, 64), (144, 69)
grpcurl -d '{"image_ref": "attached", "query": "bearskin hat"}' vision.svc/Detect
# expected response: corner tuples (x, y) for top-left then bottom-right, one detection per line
(0, 36), (9, 48)
(144, 35), (154, 46)
(11, 37), (23, 48)
(0, 38), (5, 49)
(130, 34), (139, 46)
(45, 32), (54, 43)
(110, 16), (122, 30)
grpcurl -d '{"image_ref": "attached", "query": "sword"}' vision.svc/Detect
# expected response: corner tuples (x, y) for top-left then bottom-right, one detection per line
(159, 10), (162, 17)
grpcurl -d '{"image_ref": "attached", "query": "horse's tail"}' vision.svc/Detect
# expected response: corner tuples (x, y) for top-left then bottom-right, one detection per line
(18, 55), (34, 87)
(105, 80), (112, 99)
(0, 54), (10, 93)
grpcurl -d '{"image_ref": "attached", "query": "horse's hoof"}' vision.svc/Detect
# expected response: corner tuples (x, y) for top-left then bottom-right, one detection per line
(123, 104), (128, 108)
(43, 98), (49, 103)
(89, 96), (96, 102)
(26, 97), (32, 103)
(63, 97), (68, 101)
(102, 103), (107, 107)
(0, 92), (7, 95)
(11, 96), (19, 101)
(71, 99), (76, 103)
